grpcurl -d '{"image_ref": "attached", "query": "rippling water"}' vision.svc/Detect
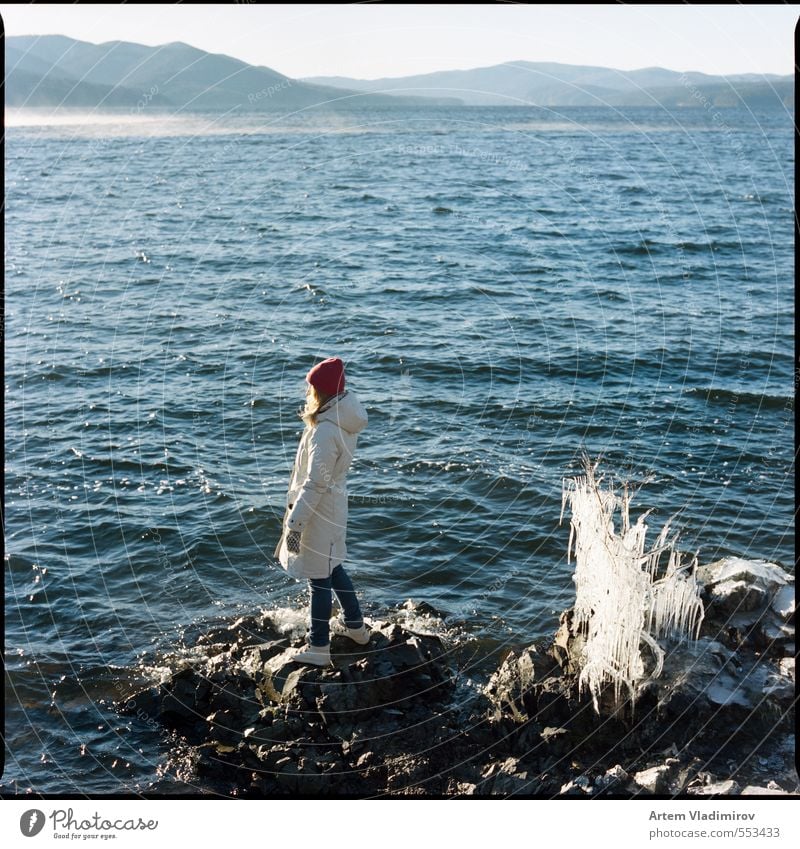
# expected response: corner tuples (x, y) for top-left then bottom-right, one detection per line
(4, 105), (794, 793)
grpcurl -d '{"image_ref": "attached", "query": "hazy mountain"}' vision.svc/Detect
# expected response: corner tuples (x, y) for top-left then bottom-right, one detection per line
(5, 43), (152, 108)
(5, 35), (463, 111)
(7, 37), (791, 113)
(603, 79), (794, 110)
(6, 43), (63, 79)
(304, 60), (794, 109)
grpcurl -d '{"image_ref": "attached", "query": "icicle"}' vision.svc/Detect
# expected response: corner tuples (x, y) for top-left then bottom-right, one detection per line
(563, 461), (705, 715)
(648, 550), (704, 642)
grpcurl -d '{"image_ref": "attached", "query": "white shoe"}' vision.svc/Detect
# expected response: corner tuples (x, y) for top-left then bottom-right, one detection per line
(332, 619), (371, 645)
(292, 643), (331, 666)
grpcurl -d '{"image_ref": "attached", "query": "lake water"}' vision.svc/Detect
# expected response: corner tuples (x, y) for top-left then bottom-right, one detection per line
(3, 104), (794, 793)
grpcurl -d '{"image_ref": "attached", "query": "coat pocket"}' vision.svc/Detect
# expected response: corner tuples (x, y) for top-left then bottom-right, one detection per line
(273, 501), (295, 559)
(276, 532), (304, 580)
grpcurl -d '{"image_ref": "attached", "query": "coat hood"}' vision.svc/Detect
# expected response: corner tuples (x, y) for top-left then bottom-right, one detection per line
(316, 389), (368, 434)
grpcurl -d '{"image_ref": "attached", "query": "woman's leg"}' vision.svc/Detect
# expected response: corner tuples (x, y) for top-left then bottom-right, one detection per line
(330, 563), (364, 629)
(308, 575), (333, 646)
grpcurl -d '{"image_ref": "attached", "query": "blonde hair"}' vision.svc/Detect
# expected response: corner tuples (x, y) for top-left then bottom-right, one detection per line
(299, 384), (332, 428)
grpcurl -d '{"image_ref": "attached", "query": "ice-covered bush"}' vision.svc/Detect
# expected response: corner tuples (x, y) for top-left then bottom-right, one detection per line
(561, 461), (704, 713)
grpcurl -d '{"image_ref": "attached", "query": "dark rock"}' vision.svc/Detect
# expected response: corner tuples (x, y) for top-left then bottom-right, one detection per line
(594, 764), (630, 794)
(385, 756), (441, 796)
(484, 650), (533, 721)
(447, 780), (478, 795)
(243, 725), (285, 746)
(740, 784), (790, 795)
(633, 637), (795, 751)
(530, 675), (573, 727)
(480, 757), (533, 796)
(631, 763), (676, 795)
(239, 641), (288, 675)
(697, 558), (795, 656)
(205, 710), (242, 746)
(208, 680), (246, 714)
(540, 726), (570, 756)
(560, 774), (593, 796)
(318, 681), (359, 718)
(399, 598), (449, 619)
(686, 777), (742, 796)
(551, 608), (586, 674)
(384, 639), (425, 669)
(124, 581), (794, 799)
(255, 745), (294, 773)
(116, 685), (160, 720)
(159, 683), (200, 726)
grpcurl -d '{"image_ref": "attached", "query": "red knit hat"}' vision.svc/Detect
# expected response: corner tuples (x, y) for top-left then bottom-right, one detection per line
(306, 357), (345, 396)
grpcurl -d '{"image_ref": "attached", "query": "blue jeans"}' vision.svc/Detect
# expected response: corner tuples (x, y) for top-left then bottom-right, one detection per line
(309, 563), (363, 646)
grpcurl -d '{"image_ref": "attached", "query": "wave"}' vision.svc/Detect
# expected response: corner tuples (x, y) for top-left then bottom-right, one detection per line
(283, 210), (330, 221)
(684, 387), (793, 411)
(614, 238), (745, 256)
(675, 239), (743, 252)
(68, 452), (194, 477)
(594, 289), (629, 302)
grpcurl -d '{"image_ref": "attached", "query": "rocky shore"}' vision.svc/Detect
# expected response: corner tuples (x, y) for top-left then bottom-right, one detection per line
(118, 557), (796, 797)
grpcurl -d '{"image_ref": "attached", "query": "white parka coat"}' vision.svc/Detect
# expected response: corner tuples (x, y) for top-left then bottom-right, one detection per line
(274, 389), (368, 580)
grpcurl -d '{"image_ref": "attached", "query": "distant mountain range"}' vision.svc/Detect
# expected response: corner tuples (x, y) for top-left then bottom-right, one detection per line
(305, 61), (794, 109)
(4, 34), (461, 111)
(5, 35), (793, 113)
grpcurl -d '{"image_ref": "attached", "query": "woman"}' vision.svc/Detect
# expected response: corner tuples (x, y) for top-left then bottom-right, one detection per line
(274, 356), (370, 666)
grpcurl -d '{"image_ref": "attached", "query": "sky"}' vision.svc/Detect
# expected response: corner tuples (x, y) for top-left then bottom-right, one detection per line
(1, 4), (797, 79)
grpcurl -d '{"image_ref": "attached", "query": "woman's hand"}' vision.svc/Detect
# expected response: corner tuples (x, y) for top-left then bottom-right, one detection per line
(286, 530), (301, 554)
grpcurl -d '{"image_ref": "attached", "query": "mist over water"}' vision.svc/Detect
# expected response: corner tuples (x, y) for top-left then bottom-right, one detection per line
(4, 104), (794, 793)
